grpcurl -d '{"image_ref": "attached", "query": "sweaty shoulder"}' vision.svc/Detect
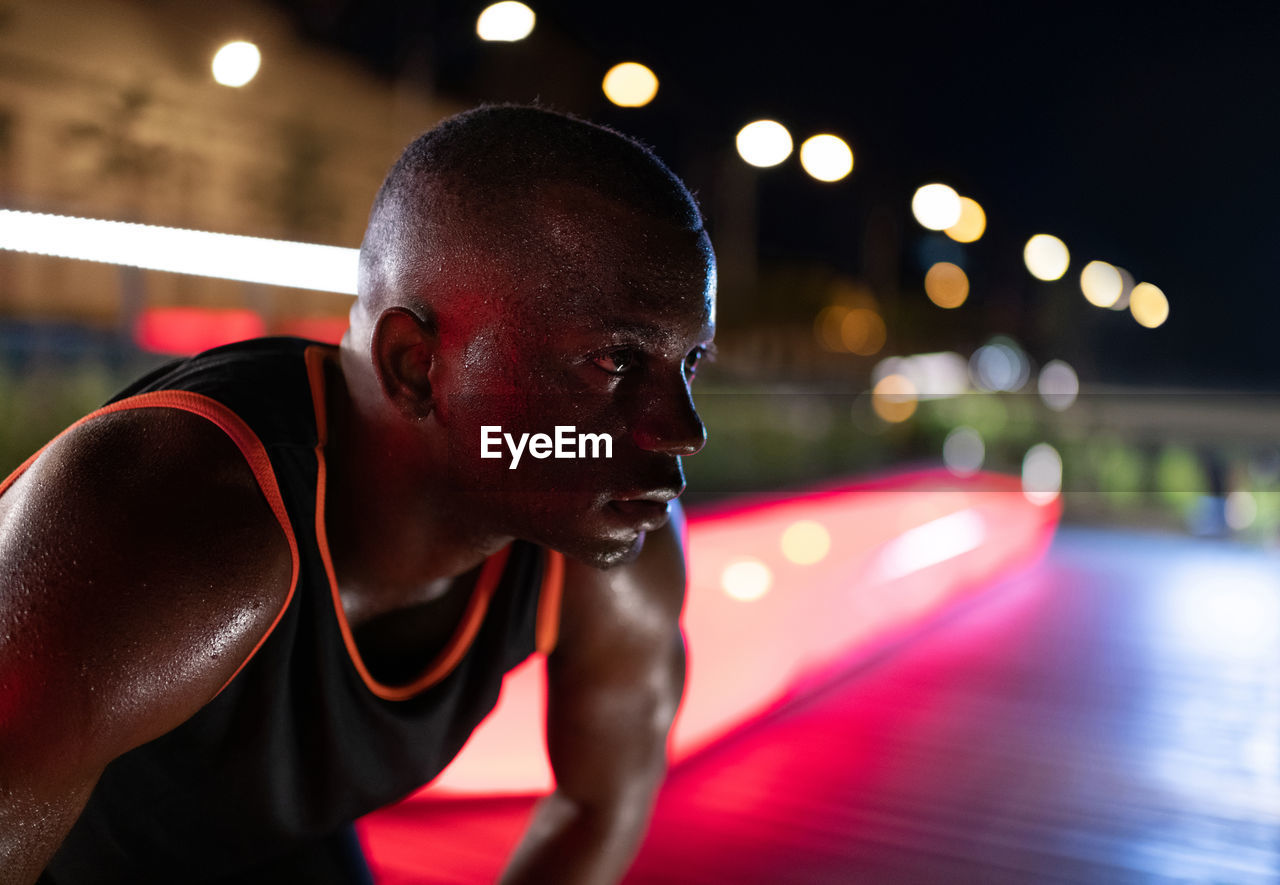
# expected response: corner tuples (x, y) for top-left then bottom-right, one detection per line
(557, 506), (687, 655)
(0, 406), (295, 768)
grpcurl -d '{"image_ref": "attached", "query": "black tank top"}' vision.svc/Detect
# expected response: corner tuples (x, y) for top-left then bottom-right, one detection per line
(20, 337), (564, 883)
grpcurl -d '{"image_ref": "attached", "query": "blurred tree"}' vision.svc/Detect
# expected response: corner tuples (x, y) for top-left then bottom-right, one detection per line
(62, 84), (170, 219)
(251, 118), (342, 239)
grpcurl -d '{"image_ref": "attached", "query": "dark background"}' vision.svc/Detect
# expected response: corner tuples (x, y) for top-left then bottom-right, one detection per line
(266, 0), (1280, 389)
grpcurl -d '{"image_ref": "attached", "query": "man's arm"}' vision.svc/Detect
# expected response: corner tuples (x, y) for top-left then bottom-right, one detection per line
(0, 409), (294, 884)
(499, 505), (688, 885)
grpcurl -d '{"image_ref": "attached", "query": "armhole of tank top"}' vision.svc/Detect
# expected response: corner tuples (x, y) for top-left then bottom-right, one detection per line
(0, 391), (303, 698)
(535, 549), (566, 655)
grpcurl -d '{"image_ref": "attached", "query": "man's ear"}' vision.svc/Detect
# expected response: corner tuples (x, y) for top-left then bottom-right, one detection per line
(371, 306), (437, 420)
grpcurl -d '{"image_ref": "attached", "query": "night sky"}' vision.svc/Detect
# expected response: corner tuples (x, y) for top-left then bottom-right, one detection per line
(272, 0), (1280, 389)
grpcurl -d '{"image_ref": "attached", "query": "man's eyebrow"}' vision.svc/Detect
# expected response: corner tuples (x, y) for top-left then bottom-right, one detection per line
(562, 318), (716, 351)
(572, 322), (679, 343)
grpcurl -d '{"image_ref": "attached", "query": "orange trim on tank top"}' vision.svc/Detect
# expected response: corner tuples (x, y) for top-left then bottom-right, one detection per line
(306, 346), (525, 702)
(0, 390), (303, 698)
(535, 550), (565, 654)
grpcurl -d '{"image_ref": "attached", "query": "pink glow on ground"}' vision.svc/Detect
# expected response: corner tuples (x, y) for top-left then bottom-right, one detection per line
(358, 469), (1060, 877)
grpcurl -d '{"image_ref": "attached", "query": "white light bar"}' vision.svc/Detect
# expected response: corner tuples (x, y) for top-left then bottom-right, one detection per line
(869, 508), (986, 582)
(0, 209), (358, 295)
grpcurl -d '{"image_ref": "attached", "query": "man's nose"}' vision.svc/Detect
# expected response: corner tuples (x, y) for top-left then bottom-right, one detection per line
(631, 377), (706, 456)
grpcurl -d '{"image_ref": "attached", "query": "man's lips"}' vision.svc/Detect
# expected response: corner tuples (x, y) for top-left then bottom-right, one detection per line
(607, 498), (674, 531)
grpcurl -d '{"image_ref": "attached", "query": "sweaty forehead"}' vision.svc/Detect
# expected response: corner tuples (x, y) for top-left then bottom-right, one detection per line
(507, 184), (713, 313)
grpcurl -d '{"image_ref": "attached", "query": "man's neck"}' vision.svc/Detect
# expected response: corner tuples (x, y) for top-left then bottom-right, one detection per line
(321, 351), (511, 616)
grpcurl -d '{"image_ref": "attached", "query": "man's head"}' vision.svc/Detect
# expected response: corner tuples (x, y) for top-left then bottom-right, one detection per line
(354, 105), (707, 336)
(348, 105), (716, 567)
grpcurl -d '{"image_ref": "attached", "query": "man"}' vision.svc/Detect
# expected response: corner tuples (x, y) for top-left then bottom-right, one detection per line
(0, 105), (716, 883)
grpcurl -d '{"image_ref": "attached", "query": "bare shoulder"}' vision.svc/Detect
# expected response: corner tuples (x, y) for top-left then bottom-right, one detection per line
(556, 502), (687, 659)
(0, 406), (294, 770)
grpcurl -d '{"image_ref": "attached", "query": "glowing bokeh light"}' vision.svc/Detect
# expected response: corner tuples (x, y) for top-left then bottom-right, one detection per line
(912, 183), (962, 230)
(211, 41), (261, 87)
(943, 426), (985, 477)
(780, 520), (832, 565)
(872, 373), (918, 423)
(924, 261), (969, 309)
(476, 1), (536, 41)
(945, 197), (986, 243)
(814, 305), (849, 351)
(875, 351), (969, 400)
(736, 120), (793, 168)
(412, 468), (1060, 798)
(869, 509), (986, 583)
(0, 209), (357, 294)
(721, 558), (773, 601)
(1022, 443), (1063, 505)
(1226, 491), (1257, 531)
(799, 134), (853, 182)
(1037, 359), (1079, 411)
(840, 308), (886, 356)
(602, 62), (659, 107)
(1111, 266), (1136, 311)
(1130, 282), (1169, 328)
(970, 337), (1030, 392)
(1023, 234), (1070, 281)
(1080, 260), (1123, 307)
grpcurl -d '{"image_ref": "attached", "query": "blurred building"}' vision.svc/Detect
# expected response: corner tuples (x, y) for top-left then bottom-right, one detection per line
(0, 0), (456, 337)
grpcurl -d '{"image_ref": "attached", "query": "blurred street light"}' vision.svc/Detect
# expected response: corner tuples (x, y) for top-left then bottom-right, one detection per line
(943, 426), (985, 476)
(736, 120), (793, 168)
(1130, 282), (1169, 328)
(924, 261), (969, 308)
(1037, 360), (1079, 411)
(212, 41), (261, 87)
(780, 520), (831, 565)
(476, 2), (536, 42)
(841, 307), (886, 355)
(799, 134), (853, 182)
(970, 337), (1030, 392)
(872, 374), (919, 423)
(912, 183), (962, 230)
(875, 351), (969, 400)
(944, 196), (986, 243)
(1110, 266), (1136, 311)
(1226, 491), (1257, 531)
(1022, 443), (1063, 505)
(602, 62), (658, 107)
(721, 559), (772, 601)
(1023, 234), (1070, 281)
(1080, 260), (1122, 307)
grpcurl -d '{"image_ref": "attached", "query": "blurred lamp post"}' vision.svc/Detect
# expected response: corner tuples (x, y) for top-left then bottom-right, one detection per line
(798, 134), (853, 183)
(911, 183), (961, 230)
(735, 120), (792, 168)
(1023, 233), (1070, 281)
(602, 62), (659, 107)
(476, 2), (536, 42)
(211, 41), (261, 87)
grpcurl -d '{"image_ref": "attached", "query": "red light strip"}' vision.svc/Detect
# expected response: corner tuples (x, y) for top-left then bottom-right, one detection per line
(413, 468), (1060, 797)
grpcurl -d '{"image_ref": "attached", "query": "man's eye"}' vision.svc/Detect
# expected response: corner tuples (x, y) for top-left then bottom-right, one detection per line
(593, 350), (637, 375)
(684, 347), (708, 377)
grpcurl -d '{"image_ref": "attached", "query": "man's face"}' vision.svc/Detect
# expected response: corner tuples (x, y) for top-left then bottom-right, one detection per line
(430, 189), (716, 568)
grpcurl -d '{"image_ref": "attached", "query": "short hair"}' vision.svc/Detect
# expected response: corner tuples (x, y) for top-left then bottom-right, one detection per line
(356, 105), (705, 325)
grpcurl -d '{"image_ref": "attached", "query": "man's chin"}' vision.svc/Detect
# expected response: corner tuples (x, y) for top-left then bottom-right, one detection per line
(556, 530), (647, 571)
